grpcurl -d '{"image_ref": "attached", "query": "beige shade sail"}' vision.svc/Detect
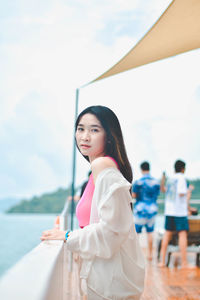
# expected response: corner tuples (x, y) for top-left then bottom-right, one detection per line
(89, 0), (200, 84)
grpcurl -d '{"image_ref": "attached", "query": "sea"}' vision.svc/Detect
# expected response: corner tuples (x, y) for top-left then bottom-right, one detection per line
(0, 213), (56, 278)
(0, 213), (164, 278)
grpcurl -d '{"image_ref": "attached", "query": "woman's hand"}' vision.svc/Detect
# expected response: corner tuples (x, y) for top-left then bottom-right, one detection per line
(40, 228), (66, 242)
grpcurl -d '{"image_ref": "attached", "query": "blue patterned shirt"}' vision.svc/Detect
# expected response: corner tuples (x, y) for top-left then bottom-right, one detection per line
(132, 174), (160, 218)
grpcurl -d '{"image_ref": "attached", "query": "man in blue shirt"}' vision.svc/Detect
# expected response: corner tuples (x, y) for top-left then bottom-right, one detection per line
(132, 161), (160, 260)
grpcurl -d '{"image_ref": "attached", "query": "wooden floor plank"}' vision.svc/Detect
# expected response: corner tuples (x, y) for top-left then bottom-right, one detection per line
(141, 263), (200, 299)
(140, 246), (200, 300)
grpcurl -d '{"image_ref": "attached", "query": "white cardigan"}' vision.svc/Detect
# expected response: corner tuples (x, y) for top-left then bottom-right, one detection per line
(67, 168), (145, 300)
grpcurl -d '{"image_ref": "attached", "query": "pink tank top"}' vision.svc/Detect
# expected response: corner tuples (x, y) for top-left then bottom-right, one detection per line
(76, 156), (118, 228)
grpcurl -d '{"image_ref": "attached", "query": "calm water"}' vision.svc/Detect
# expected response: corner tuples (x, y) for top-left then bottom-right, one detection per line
(0, 213), (56, 278)
(0, 213), (164, 278)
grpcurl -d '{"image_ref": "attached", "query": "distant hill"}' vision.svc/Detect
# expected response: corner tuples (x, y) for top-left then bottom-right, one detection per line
(0, 197), (21, 213)
(6, 187), (72, 214)
(5, 178), (200, 214)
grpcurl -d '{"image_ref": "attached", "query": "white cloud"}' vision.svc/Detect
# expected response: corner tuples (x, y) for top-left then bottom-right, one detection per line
(0, 0), (199, 198)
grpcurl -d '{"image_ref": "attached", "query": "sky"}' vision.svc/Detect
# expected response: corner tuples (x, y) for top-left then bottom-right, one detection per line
(0, 0), (200, 200)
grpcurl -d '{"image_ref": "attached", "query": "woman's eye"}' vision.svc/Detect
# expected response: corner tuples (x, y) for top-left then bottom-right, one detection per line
(77, 127), (84, 132)
(91, 128), (98, 132)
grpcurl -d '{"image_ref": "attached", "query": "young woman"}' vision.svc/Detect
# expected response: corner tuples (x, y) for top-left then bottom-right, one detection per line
(41, 105), (145, 300)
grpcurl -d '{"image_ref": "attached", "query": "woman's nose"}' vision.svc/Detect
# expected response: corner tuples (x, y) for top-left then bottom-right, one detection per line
(82, 130), (90, 140)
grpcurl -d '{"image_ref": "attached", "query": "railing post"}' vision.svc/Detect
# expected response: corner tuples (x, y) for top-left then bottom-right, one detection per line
(70, 88), (79, 231)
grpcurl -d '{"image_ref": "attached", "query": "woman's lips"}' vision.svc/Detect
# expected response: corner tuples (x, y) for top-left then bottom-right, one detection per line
(80, 144), (91, 149)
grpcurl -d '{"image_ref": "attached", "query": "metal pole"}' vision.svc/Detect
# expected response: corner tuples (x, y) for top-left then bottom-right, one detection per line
(70, 88), (79, 231)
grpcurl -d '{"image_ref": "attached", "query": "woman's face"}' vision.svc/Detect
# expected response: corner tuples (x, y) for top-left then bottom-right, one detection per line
(76, 113), (106, 162)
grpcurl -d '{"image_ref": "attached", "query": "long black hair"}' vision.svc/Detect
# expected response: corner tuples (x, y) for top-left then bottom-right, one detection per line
(75, 105), (133, 183)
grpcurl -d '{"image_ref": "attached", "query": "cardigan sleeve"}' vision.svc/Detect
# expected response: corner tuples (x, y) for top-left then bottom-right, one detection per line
(66, 168), (134, 260)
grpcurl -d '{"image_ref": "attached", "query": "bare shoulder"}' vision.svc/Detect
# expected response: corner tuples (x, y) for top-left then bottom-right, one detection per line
(91, 157), (117, 183)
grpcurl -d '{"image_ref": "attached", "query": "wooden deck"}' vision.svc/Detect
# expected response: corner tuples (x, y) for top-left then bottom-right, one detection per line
(65, 234), (200, 300)
(141, 233), (200, 300)
(141, 255), (200, 300)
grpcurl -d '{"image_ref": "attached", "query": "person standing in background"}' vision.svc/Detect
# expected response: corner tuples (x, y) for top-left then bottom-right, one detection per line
(158, 159), (193, 268)
(132, 161), (160, 260)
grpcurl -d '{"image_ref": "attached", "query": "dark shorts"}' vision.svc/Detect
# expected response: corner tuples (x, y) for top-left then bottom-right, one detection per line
(135, 223), (154, 233)
(165, 216), (189, 232)
(134, 216), (156, 233)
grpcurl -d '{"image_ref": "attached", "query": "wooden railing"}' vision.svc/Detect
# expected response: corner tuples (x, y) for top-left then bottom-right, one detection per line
(0, 201), (80, 300)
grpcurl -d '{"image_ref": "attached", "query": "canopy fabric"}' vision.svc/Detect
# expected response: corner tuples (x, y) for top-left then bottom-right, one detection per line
(90, 0), (200, 84)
